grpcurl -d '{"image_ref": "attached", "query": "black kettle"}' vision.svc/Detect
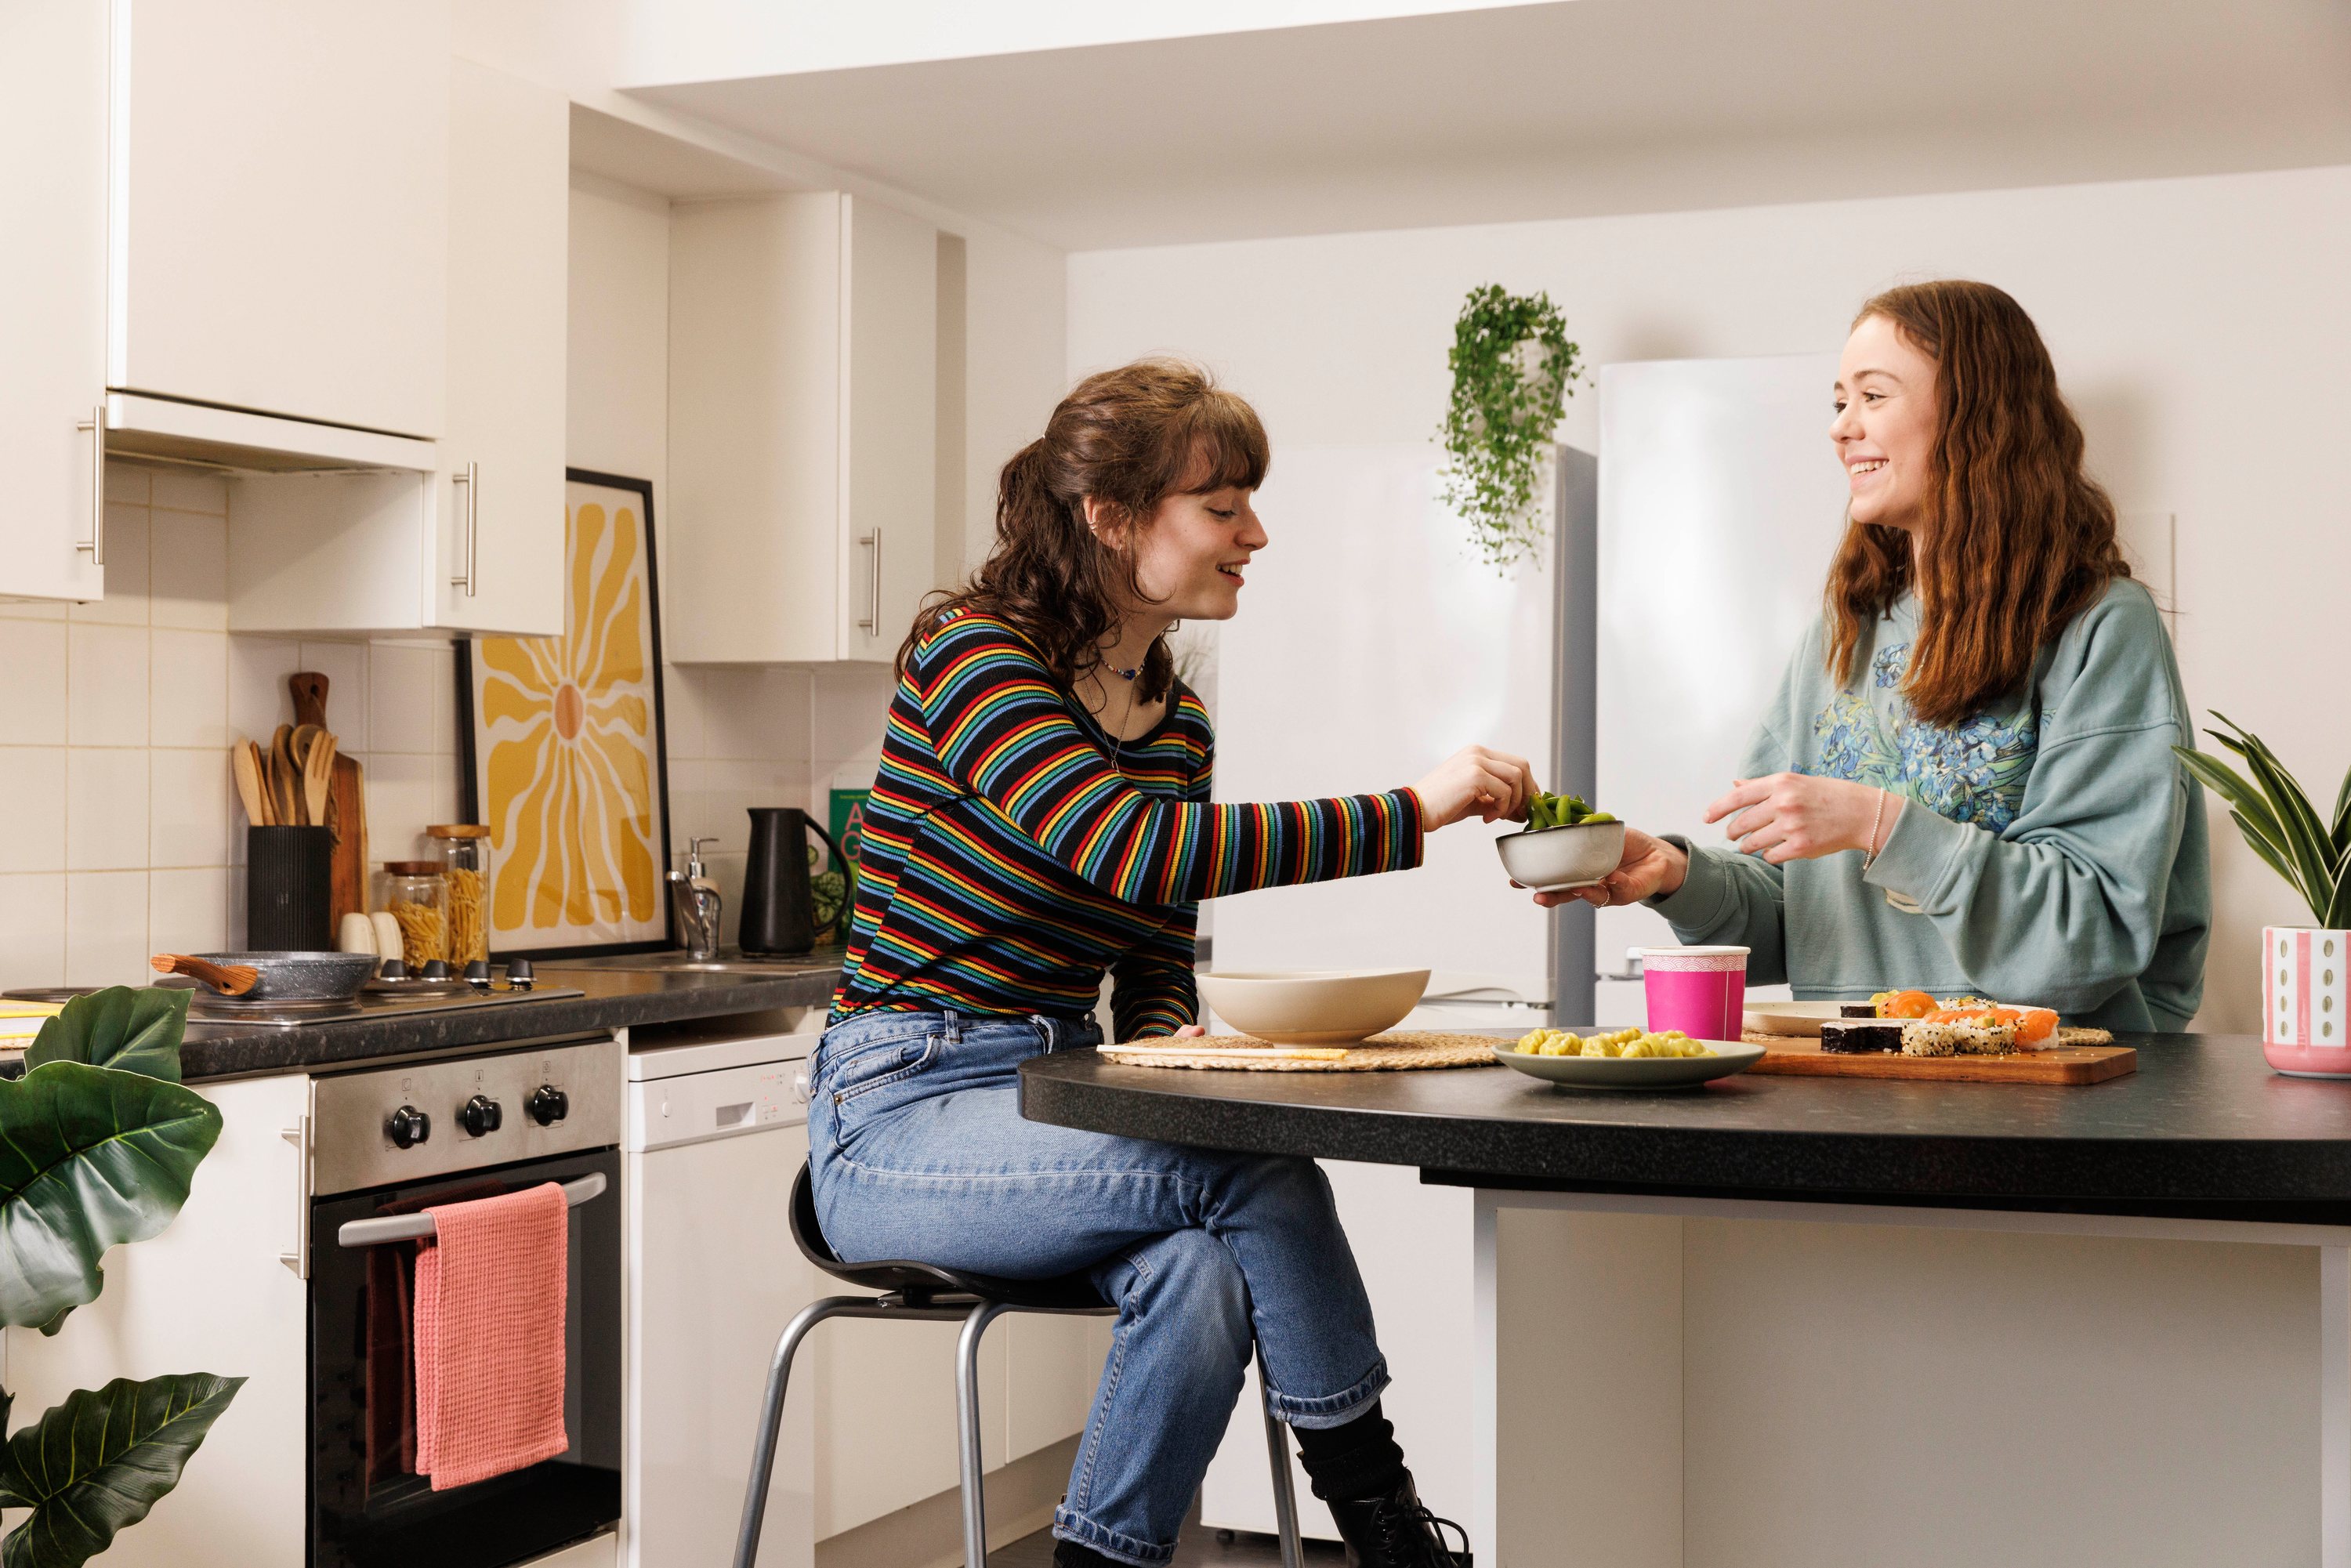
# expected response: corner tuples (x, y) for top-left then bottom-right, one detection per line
(739, 807), (847, 955)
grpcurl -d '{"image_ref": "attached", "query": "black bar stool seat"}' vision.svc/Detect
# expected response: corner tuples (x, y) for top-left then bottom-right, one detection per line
(734, 1162), (1307, 1568)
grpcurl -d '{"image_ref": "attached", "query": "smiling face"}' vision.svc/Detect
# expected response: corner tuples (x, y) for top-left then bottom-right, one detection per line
(1831, 313), (1941, 534)
(1096, 483), (1267, 623)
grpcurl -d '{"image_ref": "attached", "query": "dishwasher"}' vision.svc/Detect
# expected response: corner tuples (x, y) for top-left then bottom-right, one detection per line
(620, 1012), (824, 1568)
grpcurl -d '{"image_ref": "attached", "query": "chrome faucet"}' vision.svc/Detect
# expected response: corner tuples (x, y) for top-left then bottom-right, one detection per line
(667, 837), (723, 959)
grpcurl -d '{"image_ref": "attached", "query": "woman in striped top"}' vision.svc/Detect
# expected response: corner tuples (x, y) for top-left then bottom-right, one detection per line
(810, 360), (1529, 1568)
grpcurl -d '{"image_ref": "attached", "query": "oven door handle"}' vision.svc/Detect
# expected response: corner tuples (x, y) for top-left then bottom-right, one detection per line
(334, 1171), (607, 1248)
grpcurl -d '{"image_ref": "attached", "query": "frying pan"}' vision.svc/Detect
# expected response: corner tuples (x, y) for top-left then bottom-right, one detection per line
(172, 951), (379, 1001)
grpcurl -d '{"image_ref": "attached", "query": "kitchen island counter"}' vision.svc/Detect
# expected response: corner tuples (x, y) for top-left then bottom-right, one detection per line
(1020, 1030), (2351, 1213)
(1023, 1035), (2351, 1565)
(158, 952), (844, 1081)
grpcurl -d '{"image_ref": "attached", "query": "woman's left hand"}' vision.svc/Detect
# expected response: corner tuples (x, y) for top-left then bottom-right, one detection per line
(1704, 773), (1898, 864)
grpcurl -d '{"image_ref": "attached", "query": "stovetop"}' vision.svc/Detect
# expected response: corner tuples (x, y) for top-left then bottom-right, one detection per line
(4, 980), (587, 1030)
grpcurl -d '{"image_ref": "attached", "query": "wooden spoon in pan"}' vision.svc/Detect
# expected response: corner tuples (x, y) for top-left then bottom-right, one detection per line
(150, 953), (260, 996)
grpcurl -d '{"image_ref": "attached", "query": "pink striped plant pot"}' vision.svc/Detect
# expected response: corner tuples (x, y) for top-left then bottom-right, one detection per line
(2262, 926), (2351, 1078)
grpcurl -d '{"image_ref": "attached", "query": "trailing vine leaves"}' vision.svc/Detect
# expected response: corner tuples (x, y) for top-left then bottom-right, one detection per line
(0, 1374), (246, 1568)
(1438, 285), (1583, 570)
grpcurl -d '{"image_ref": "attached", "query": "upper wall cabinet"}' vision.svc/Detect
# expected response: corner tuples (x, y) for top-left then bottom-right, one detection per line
(226, 57), (567, 639)
(426, 57), (569, 636)
(0, 0), (108, 603)
(669, 193), (938, 664)
(114, 0), (450, 438)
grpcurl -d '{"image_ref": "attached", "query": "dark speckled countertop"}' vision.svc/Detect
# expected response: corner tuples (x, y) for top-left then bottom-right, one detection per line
(158, 951), (845, 1081)
(1020, 1033), (2351, 1220)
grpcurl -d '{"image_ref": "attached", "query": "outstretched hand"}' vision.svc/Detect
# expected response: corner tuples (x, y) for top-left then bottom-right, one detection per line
(1413, 744), (1537, 830)
(1524, 824), (1690, 908)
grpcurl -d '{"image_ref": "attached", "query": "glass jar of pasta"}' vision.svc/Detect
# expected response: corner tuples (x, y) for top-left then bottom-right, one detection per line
(382, 862), (447, 971)
(427, 824), (491, 969)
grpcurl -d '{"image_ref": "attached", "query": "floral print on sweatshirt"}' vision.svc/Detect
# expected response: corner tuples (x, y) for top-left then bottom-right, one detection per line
(1806, 643), (2040, 834)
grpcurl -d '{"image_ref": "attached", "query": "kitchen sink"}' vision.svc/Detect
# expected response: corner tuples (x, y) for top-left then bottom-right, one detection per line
(538, 948), (842, 975)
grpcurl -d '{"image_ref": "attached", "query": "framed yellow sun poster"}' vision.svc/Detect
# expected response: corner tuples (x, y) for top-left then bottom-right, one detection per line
(457, 470), (676, 958)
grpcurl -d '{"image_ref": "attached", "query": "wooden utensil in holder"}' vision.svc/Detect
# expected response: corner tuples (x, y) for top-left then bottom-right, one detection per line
(290, 672), (368, 930)
(150, 953), (260, 996)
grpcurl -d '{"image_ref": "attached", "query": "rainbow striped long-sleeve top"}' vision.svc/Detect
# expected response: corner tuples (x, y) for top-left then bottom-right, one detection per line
(829, 610), (1425, 1040)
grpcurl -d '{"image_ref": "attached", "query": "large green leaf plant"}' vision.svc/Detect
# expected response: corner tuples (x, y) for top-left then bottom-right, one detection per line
(0, 987), (243, 1567)
(2175, 713), (2351, 928)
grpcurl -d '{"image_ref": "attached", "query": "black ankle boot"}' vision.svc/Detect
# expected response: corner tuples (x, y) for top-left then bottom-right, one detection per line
(1324, 1470), (1471, 1568)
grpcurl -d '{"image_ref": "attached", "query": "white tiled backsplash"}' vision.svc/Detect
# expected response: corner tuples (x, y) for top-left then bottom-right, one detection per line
(0, 463), (886, 990)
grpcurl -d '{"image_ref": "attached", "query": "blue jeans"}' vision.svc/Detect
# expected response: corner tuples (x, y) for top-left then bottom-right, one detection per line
(807, 1009), (1389, 1567)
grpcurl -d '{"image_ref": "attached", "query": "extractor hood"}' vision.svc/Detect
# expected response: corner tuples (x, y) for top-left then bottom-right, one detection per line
(102, 392), (437, 473)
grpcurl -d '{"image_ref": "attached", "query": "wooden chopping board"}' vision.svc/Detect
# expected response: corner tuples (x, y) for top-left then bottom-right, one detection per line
(290, 671), (368, 929)
(1746, 1037), (2136, 1085)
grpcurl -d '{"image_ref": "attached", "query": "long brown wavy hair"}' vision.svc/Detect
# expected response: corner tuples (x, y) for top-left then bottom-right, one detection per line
(1824, 281), (2128, 726)
(900, 358), (1269, 705)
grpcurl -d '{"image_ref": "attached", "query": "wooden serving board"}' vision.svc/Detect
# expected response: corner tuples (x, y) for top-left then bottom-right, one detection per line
(1747, 1037), (2136, 1085)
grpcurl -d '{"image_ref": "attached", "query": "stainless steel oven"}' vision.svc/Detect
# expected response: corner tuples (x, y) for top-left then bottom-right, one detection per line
(306, 1035), (623, 1568)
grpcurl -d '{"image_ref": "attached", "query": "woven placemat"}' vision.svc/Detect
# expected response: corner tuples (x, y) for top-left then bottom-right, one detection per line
(1737, 1026), (2114, 1048)
(1099, 1030), (1506, 1072)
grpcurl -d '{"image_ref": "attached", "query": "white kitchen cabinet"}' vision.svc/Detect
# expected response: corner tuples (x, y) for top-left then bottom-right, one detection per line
(428, 56), (570, 637)
(0, 0), (108, 603)
(223, 56), (568, 639)
(2, 1073), (311, 1567)
(113, 0), (449, 438)
(669, 193), (939, 665)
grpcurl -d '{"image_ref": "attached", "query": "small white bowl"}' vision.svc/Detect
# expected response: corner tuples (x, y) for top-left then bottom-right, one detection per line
(1194, 969), (1430, 1045)
(1494, 819), (1626, 893)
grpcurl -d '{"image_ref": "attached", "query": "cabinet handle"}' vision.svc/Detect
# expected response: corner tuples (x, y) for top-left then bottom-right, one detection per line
(858, 527), (882, 632)
(449, 462), (479, 598)
(74, 404), (105, 566)
(278, 1116), (311, 1280)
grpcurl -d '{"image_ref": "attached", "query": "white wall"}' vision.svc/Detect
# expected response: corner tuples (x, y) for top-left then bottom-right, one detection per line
(1069, 163), (2351, 1033)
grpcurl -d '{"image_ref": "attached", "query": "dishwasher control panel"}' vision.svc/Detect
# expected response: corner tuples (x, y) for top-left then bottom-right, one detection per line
(625, 1032), (813, 1153)
(312, 1034), (622, 1197)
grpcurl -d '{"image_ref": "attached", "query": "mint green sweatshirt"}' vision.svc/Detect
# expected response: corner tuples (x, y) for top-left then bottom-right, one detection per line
(1650, 578), (2209, 1030)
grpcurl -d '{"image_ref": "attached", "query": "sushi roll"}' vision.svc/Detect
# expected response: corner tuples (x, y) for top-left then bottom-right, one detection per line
(1821, 1019), (1903, 1053)
(1949, 1019), (2019, 1055)
(1839, 1001), (1879, 1019)
(1900, 1020), (1961, 1057)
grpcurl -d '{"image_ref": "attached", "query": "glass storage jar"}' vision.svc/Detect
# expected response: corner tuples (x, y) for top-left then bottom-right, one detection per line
(427, 824), (492, 968)
(381, 861), (447, 970)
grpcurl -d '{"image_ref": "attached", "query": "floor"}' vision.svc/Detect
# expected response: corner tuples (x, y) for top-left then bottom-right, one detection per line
(996, 1506), (1346, 1566)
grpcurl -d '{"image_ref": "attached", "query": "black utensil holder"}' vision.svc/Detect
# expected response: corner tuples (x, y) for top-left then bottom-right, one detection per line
(247, 826), (333, 951)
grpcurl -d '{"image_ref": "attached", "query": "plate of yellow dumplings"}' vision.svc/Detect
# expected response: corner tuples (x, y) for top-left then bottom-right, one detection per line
(1494, 1027), (1765, 1089)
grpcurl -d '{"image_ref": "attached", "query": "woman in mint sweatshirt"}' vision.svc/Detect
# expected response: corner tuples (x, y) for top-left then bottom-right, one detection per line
(1550, 281), (2208, 1028)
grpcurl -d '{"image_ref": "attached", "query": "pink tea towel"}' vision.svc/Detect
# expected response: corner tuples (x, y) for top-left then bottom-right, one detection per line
(412, 1181), (571, 1490)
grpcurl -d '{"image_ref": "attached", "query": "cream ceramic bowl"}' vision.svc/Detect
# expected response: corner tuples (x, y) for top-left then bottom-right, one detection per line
(1494, 818), (1627, 893)
(1194, 969), (1430, 1045)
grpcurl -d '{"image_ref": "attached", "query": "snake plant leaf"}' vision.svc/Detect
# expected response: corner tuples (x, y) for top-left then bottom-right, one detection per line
(24, 986), (189, 1084)
(0, 1373), (245, 1568)
(2175, 747), (2299, 895)
(0, 1063), (222, 1329)
(2332, 762), (2351, 858)
(2229, 809), (2302, 892)
(2325, 840), (2351, 932)
(2238, 742), (2337, 921)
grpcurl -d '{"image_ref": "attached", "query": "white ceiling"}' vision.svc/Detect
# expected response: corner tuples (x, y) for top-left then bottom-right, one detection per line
(623, 0), (2351, 252)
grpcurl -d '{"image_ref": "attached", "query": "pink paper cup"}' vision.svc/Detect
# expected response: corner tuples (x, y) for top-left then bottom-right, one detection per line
(1639, 946), (1749, 1041)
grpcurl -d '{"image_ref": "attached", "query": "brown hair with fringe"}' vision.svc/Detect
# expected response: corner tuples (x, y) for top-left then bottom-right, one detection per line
(900, 358), (1269, 705)
(1824, 281), (2128, 726)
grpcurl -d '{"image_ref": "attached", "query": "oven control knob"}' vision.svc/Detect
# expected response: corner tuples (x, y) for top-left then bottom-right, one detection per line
(527, 1085), (569, 1126)
(387, 1106), (431, 1149)
(461, 1094), (503, 1137)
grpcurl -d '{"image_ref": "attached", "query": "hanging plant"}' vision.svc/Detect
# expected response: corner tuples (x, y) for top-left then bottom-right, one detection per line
(1438, 284), (1583, 570)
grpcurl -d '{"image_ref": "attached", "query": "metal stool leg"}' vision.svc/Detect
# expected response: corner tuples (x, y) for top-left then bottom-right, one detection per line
(957, 1300), (1012, 1568)
(1257, 1344), (1305, 1568)
(735, 1297), (868, 1568)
